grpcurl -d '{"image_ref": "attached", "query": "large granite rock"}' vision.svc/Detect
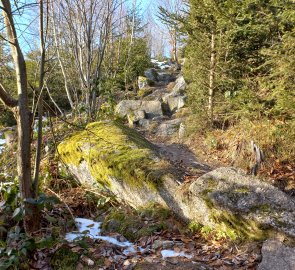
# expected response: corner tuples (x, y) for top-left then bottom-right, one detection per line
(115, 100), (163, 119)
(144, 68), (159, 82)
(58, 121), (295, 241)
(258, 240), (295, 270)
(158, 72), (175, 83)
(163, 95), (187, 113)
(127, 110), (146, 126)
(187, 167), (295, 240)
(162, 76), (187, 113)
(172, 75), (186, 95)
(156, 119), (183, 136)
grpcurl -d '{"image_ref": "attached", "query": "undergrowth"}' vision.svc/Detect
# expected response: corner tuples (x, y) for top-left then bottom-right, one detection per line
(187, 117), (295, 174)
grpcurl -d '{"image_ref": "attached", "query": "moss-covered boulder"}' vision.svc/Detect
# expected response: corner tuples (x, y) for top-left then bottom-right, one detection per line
(58, 120), (178, 208)
(58, 121), (295, 241)
(186, 168), (295, 240)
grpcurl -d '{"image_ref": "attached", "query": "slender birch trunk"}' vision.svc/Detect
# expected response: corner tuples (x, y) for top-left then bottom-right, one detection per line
(208, 31), (216, 123)
(33, 0), (46, 195)
(51, 4), (75, 110)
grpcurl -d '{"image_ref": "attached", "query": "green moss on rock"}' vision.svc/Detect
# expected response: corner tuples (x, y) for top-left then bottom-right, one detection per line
(201, 191), (271, 241)
(58, 120), (170, 189)
(138, 88), (153, 98)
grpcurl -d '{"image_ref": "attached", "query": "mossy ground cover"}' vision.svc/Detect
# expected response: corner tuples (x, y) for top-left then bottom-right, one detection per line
(102, 203), (177, 242)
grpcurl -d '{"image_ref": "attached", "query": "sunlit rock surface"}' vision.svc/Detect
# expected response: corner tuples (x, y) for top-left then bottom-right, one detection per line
(59, 121), (295, 241)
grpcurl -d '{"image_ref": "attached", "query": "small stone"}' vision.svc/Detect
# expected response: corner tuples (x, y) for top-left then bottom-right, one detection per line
(123, 260), (131, 266)
(152, 240), (174, 250)
(81, 256), (95, 266)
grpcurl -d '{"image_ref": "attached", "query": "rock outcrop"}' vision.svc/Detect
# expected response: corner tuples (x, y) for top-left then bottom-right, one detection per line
(58, 121), (295, 241)
(163, 95), (187, 113)
(156, 119), (183, 137)
(144, 68), (159, 82)
(171, 75), (186, 95)
(258, 240), (295, 270)
(162, 75), (187, 113)
(115, 100), (163, 119)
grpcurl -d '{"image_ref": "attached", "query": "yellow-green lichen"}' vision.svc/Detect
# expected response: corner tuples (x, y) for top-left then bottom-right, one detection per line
(201, 190), (271, 241)
(206, 178), (218, 189)
(138, 88), (153, 98)
(58, 120), (171, 189)
(234, 187), (250, 193)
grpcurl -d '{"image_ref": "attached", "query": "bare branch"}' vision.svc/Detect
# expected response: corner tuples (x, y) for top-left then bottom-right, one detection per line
(0, 83), (18, 107)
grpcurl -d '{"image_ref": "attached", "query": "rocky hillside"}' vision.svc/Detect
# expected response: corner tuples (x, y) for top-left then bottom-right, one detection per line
(58, 61), (295, 269)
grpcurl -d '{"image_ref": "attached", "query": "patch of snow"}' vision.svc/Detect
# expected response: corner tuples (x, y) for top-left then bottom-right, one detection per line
(0, 138), (5, 153)
(65, 218), (141, 255)
(97, 235), (132, 247)
(161, 249), (193, 259)
(159, 65), (170, 70)
(151, 59), (172, 69)
(123, 246), (137, 255)
(65, 218), (102, 241)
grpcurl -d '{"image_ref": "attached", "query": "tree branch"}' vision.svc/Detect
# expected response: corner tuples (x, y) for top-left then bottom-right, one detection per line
(0, 83), (18, 107)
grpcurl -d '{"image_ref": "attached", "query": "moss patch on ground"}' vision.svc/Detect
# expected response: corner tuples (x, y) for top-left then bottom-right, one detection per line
(102, 204), (177, 242)
(51, 246), (80, 270)
(58, 120), (172, 189)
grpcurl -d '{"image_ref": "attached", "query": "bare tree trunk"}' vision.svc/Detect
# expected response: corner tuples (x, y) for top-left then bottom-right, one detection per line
(208, 31), (215, 123)
(124, 0), (136, 90)
(1, 0), (40, 233)
(171, 27), (178, 63)
(33, 0), (46, 196)
(51, 5), (75, 110)
(45, 83), (64, 116)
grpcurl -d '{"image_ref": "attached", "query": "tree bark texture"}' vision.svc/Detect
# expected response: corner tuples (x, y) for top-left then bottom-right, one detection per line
(1, 0), (40, 233)
(33, 0), (46, 196)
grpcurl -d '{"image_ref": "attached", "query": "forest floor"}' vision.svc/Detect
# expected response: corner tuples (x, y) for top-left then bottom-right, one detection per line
(26, 73), (267, 270)
(30, 185), (262, 270)
(3, 68), (293, 269)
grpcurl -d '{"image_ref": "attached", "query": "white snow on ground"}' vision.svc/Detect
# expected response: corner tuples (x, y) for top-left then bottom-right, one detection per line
(65, 218), (102, 241)
(151, 59), (171, 70)
(66, 218), (192, 258)
(159, 65), (170, 70)
(161, 249), (193, 259)
(0, 138), (5, 152)
(65, 218), (140, 255)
